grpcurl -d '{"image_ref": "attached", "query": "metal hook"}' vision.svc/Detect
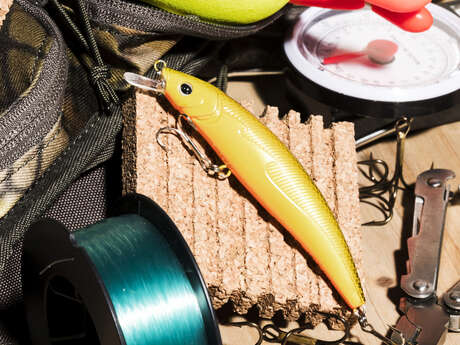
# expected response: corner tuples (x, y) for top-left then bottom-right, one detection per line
(358, 117), (414, 226)
(226, 311), (365, 345)
(359, 194), (393, 226)
(358, 155), (390, 189)
(393, 118), (413, 190)
(226, 321), (263, 345)
(262, 312), (351, 345)
(156, 115), (231, 180)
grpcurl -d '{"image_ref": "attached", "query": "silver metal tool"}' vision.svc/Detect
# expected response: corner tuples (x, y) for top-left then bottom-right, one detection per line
(391, 169), (459, 345)
(443, 280), (460, 332)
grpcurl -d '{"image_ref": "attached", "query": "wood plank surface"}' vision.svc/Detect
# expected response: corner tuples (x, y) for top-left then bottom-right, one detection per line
(221, 80), (460, 345)
(356, 121), (460, 345)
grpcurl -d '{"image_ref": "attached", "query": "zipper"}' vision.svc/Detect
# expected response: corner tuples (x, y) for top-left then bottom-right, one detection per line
(86, 0), (289, 40)
(0, 0), (68, 171)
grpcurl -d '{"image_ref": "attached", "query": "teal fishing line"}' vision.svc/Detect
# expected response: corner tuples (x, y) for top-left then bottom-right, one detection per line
(73, 214), (207, 345)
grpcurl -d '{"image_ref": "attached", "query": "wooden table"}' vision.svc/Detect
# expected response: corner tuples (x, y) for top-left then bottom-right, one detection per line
(220, 79), (460, 345)
(356, 121), (460, 345)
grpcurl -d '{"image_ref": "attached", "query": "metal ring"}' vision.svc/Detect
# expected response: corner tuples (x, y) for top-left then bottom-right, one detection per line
(394, 117), (412, 138)
(154, 60), (167, 73)
(217, 165), (231, 179)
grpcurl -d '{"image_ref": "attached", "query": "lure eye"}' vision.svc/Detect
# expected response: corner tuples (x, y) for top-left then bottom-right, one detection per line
(180, 83), (193, 95)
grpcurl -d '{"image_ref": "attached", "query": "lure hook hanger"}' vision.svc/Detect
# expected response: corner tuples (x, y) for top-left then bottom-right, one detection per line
(156, 115), (231, 180)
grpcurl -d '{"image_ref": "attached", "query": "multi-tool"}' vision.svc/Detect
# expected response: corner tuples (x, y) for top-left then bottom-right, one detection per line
(391, 169), (460, 345)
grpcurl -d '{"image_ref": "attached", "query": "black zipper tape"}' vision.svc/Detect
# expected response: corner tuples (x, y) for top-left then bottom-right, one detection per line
(86, 0), (290, 40)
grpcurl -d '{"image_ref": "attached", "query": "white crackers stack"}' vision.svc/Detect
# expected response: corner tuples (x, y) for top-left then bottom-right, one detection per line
(0, 0), (12, 27)
(125, 92), (363, 322)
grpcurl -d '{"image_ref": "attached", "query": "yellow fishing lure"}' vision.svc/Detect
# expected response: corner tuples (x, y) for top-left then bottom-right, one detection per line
(161, 67), (365, 310)
(125, 65), (365, 310)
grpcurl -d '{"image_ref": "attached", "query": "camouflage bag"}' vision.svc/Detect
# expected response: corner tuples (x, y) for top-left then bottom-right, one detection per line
(0, 0), (287, 343)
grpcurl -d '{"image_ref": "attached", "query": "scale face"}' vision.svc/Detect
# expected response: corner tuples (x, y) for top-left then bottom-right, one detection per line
(284, 4), (460, 104)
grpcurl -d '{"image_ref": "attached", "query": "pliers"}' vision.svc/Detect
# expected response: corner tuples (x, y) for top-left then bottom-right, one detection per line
(390, 169), (460, 345)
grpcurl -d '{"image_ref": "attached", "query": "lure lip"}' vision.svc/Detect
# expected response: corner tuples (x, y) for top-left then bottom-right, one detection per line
(124, 72), (166, 93)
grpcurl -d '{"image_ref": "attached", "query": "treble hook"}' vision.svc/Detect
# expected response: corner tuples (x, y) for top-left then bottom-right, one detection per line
(358, 154), (390, 190)
(156, 115), (231, 180)
(358, 117), (414, 226)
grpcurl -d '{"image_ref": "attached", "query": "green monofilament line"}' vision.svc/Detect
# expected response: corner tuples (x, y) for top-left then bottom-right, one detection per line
(73, 214), (207, 345)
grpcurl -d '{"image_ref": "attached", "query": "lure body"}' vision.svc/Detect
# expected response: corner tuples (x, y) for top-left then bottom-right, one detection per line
(162, 68), (365, 310)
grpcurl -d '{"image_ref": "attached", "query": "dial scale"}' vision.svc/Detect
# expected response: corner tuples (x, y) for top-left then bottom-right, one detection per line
(284, 3), (460, 117)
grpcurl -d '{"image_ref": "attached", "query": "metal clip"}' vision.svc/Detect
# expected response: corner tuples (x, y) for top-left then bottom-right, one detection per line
(356, 307), (402, 345)
(156, 115), (231, 180)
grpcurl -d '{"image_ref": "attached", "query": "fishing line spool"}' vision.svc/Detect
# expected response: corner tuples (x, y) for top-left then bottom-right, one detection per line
(23, 194), (222, 345)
